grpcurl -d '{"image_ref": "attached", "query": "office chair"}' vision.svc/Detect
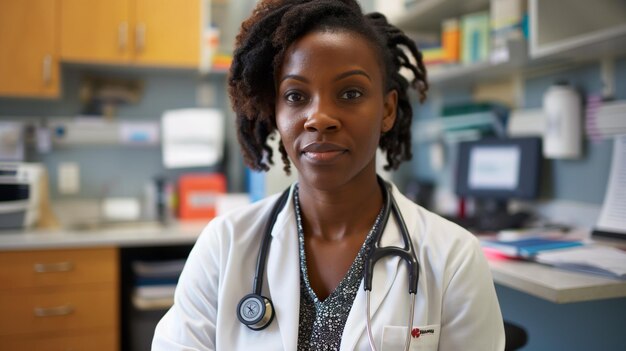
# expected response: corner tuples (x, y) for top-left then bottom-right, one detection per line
(504, 320), (528, 350)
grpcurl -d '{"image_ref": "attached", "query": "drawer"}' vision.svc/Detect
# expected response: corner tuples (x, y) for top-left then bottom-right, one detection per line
(0, 285), (118, 336)
(0, 330), (118, 351)
(0, 247), (118, 289)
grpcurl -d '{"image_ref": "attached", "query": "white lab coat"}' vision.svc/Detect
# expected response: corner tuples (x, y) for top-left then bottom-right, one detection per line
(152, 183), (505, 351)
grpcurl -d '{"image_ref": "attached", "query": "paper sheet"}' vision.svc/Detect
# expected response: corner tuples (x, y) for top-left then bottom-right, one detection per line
(534, 246), (626, 279)
(595, 135), (626, 237)
(161, 108), (224, 168)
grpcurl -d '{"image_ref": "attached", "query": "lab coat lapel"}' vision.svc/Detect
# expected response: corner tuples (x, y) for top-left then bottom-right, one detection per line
(266, 192), (300, 351)
(340, 213), (404, 351)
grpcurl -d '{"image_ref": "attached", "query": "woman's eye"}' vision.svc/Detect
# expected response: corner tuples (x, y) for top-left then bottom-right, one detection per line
(285, 92), (304, 103)
(341, 90), (363, 100)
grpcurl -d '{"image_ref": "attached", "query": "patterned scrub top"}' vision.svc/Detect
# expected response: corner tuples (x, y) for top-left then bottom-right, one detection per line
(293, 185), (384, 351)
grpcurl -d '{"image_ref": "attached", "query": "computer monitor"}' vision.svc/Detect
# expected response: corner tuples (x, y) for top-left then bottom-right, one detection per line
(455, 137), (542, 231)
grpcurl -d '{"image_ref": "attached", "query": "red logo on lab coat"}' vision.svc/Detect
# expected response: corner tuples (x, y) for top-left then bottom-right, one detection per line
(411, 327), (435, 338)
(411, 328), (420, 338)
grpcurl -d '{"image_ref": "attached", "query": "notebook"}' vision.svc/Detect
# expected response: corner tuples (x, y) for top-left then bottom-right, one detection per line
(481, 237), (584, 258)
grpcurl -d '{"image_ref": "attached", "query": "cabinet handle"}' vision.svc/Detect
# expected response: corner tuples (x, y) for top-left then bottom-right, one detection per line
(118, 22), (128, 51)
(42, 54), (52, 85)
(33, 261), (74, 273)
(34, 304), (74, 317)
(136, 24), (146, 53)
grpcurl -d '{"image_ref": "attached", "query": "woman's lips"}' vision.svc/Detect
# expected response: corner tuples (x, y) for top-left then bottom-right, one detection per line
(301, 142), (347, 163)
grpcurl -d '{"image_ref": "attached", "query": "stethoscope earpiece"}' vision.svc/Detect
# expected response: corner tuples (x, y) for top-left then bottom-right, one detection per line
(237, 293), (275, 331)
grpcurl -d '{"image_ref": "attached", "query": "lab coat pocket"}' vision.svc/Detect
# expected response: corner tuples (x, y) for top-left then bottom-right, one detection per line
(381, 324), (440, 351)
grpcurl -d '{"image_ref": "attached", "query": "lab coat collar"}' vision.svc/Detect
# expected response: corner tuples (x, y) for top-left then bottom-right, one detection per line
(266, 185), (300, 351)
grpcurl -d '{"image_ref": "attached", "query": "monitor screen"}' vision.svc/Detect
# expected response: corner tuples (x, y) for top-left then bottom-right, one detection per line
(455, 137), (542, 200)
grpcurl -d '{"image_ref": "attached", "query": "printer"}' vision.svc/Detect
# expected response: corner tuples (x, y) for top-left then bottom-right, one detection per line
(0, 162), (44, 230)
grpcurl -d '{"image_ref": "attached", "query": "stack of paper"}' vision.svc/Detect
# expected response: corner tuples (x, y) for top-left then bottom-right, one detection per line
(534, 246), (626, 280)
(132, 259), (186, 310)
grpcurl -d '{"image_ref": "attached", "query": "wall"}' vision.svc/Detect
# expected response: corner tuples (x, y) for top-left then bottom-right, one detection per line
(0, 64), (243, 199)
(408, 57), (626, 206)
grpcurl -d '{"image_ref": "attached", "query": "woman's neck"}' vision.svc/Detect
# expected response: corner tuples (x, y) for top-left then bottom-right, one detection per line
(296, 174), (384, 242)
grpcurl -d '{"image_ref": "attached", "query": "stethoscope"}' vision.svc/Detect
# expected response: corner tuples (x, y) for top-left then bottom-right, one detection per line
(237, 177), (420, 351)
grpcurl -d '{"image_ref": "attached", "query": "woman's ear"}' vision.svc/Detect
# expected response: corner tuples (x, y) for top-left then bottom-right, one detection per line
(381, 89), (398, 133)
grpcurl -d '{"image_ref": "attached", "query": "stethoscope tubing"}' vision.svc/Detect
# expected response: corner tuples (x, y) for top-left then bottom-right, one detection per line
(366, 291), (415, 351)
(252, 188), (290, 295)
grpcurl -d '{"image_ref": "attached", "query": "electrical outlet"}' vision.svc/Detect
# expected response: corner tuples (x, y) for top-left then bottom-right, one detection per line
(196, 82), (216, 107)
(58, 162), (80, 195)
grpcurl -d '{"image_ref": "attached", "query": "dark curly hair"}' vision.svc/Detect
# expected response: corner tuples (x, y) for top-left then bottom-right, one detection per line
(228, 0), (428, 174)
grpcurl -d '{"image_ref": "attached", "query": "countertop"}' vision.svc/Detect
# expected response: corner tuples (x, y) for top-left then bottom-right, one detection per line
(0, 221), (206, 251)
(2, 222), (625, 304)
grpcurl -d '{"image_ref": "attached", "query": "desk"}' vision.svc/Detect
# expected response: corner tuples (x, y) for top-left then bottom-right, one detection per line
(486, 254), (626, 303)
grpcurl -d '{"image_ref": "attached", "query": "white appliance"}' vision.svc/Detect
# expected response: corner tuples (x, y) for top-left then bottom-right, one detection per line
(0, 163), (43, 229)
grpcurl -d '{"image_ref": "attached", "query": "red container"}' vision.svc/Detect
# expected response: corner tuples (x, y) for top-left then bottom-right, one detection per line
(178, 173), (227, 220)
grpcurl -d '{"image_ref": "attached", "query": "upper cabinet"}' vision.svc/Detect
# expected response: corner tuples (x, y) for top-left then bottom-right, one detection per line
(60, 0), (132, 64)
(133, 0), (200, 67)
(0, 0), (60, 98)
(60, 0), (201, 68)
(529, 0), (626, 60)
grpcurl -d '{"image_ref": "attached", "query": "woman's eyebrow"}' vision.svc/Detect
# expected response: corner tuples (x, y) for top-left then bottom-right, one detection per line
(334, 70), (371, 82)
(280, 74), (308, 84)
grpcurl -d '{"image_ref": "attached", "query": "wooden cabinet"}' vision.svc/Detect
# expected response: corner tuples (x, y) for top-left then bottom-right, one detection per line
(60, 0), (200, 68)
(134, 0), (201, 67)
(60, 0), (132, 64)
(0, 0), (59, 98)
(0, 247), (120, 351)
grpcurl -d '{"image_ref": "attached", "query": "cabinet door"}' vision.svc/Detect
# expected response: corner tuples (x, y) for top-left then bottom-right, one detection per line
(133, 0), (200, 67)
(0, 0), (59, 98)
(60, 0), (131, 64)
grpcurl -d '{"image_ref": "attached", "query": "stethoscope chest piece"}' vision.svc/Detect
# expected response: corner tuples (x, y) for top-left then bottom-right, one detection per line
(237, 293), (275, 330)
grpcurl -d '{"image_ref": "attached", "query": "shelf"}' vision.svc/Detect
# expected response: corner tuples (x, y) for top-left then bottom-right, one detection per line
(391, 0), (489, 32)
(391, 0), (626, 89)
(424, 39), (527, 88)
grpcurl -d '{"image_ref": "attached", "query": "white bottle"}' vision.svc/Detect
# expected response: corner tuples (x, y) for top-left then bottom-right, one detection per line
(542, 83), (582, 159)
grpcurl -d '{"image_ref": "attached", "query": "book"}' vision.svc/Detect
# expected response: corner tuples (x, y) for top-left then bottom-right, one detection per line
(132, 259), (186, 278)
(481, 237), (584, 258)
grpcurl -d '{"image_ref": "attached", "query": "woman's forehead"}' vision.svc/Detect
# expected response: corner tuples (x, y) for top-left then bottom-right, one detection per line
(279, 30), (383, 80)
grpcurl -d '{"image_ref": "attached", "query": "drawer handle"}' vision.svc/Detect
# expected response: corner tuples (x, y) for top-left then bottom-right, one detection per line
(33, 261), (74, 273)
(34, 304), (74, 317)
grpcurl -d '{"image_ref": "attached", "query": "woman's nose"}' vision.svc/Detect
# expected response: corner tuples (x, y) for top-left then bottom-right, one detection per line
(303, 101), (341, 133)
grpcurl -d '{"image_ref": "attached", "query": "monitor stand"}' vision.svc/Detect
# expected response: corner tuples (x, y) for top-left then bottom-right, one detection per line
(473, 199), (530, 232)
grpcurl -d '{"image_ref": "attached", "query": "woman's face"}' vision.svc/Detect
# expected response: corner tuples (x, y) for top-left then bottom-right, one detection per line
(275, 30), (397, 190)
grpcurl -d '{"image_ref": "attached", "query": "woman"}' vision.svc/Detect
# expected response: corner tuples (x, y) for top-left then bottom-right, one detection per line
(153, 1), (505, 350)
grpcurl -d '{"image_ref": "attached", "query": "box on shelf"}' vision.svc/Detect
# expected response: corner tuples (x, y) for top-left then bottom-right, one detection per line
(461, 11), (491, 64)
(490, 0), (527, 62)
(442, 18), (460, 63)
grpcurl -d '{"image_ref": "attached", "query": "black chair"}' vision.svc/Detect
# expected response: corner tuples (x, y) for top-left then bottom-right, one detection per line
(504, 320), (528, 350)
